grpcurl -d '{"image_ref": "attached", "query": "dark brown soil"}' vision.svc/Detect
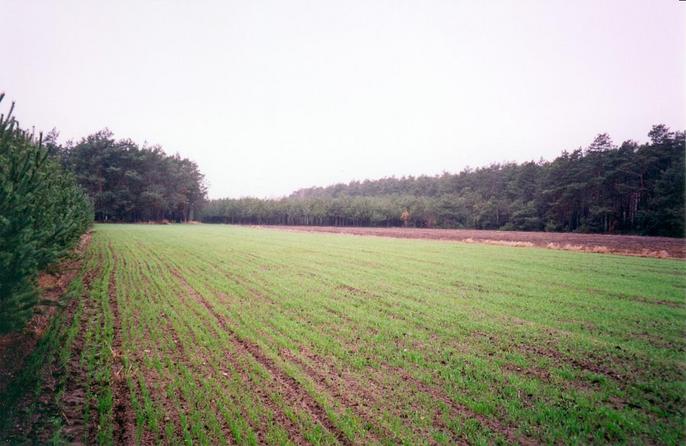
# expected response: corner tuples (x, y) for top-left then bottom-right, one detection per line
(256, 226), (686, 259)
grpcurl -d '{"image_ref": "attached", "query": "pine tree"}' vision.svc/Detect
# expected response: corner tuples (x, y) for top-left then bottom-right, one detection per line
(0, 95), (92, 332)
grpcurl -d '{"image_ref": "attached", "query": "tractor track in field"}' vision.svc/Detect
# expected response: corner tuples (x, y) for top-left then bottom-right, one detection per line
(209, 284), (391, 444)
(163, 281), (246, 444)
(113, 268), (168, 445)
(60, 267), (97, 444)
(169, 268), (352, 446)
(281, 341), (536, 445)
(108, 249), (136, 446)
(279, 347), (395, 444)
(141, 320), (221, 444)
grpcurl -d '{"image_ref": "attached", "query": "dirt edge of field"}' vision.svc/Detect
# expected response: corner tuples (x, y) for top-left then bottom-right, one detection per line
(0, 231), (93, 397)
(0, 231), (92, 442)
(252, 225), (685, 259)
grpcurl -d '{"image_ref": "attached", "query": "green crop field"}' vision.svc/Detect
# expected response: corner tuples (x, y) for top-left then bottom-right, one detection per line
(2, 224), (685, 445)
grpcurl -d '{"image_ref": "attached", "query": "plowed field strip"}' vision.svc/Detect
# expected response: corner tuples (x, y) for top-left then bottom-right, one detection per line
(258, 225), (686, 258)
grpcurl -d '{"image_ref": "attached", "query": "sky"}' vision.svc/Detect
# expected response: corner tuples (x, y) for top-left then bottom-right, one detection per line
(1, 1), (684, 199)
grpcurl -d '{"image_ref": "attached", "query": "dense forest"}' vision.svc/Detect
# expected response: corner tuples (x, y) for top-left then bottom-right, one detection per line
(0, 96), (92, 332)
(202, 125), (685, 237)
(53, 130), (207, 222)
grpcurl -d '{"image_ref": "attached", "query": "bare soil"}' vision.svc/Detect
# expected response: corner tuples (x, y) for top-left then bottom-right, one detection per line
(257, 226), (685, 259)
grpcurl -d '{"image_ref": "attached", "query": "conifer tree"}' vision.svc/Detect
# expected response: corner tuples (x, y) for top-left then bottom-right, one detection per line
(0, 95), (92, 332)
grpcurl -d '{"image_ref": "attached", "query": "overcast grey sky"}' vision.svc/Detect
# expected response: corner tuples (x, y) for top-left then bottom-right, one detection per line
(1, 1), (684, 198)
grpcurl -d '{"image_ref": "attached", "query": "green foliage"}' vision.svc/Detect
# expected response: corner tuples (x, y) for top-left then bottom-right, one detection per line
(0, 95), (92, 332)
(60, 131), (206, 222)
(202, 126), (685, 237)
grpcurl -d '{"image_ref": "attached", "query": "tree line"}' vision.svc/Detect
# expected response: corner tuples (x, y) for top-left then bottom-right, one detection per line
(0, 96), (207, 331)
(52, 130), (207, 223)
(201, 125), (685, 237)
(0, 96), (92, 332)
